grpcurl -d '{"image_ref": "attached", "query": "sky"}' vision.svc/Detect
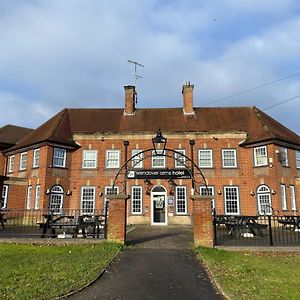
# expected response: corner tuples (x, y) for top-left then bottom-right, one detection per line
(1, 0), (300, 134)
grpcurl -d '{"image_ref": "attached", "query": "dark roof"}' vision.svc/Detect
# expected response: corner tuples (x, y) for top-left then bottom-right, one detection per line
(0, 125), (33, 150)
(5, 106), (300, 152)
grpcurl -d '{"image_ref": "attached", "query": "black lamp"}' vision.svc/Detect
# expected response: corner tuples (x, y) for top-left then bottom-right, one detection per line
(152, 128), (167, 155)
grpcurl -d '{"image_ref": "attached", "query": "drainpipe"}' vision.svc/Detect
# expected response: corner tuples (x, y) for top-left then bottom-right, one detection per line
(123, 140), (129, 194)
(189, 140), (195, 191)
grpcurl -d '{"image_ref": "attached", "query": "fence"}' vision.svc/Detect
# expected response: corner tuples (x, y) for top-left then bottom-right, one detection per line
(0, 208), (107, 239)
(214, 214), (300, 246)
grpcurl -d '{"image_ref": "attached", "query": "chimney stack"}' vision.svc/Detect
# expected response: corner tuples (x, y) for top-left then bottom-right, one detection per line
(182, 81), (194, 115)
(124, 85), (136, 115)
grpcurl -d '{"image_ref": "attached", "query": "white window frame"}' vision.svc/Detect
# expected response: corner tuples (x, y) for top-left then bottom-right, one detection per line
(175, 186), (187, 215)
(222, 149), (237, 168)
(174, 149), (186, 168)
(34, 185), (40, 209)
(19, 152), (27, 170)
(198, 149), (213, 168)
(53, 148), (66, 168)
(131, 150), (143, 169)
(296, 150), (300, 169)
(49, 185), (64, 214)
(257, 185), (272, 215)
(131, 186), (143, 214)
(26, 186), (32, 210)
(8, 155), (15, 173)
(33, 149), (40, 168)
(254, 146), (268, 167)
(280, 147), (289, 167)
(152, 150), (166, 168)
(280, 184), (287, 210)
(2, 185), (8, 208)
(290, 185), (297, 211)
(105, 150), (120, 169)
(200, 186), (215, 211)
(82, 150), (98, 169)
(80, 186), (96, 215)
(224, 186), (240, 215)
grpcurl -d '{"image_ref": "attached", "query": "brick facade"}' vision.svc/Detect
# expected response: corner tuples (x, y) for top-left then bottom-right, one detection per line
(1, 83), (300, 227)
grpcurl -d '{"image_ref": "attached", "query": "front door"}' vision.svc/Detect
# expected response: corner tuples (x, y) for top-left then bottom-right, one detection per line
(151, 193), (167, 225)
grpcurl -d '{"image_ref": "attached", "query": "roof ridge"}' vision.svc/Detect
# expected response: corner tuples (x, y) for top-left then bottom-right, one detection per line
(47, 109), (68, 141)
(252, 107), (274, 139)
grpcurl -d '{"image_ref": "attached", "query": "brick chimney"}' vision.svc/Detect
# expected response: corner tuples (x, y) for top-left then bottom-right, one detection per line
(124, 85), (136, 115)
(182, 81), (194, 115)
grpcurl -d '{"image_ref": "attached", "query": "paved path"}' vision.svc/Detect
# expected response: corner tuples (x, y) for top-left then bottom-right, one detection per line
(70, 226), (223, 300)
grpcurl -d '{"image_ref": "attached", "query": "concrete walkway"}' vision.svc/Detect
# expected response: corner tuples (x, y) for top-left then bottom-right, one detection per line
(70, 226), (223, 300)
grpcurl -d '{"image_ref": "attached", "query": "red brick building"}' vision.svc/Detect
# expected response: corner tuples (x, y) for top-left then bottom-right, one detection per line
(2, 83), (300, 225)
(0, 125), (33, 209)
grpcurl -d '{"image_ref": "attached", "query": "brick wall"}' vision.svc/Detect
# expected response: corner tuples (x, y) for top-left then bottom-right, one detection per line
(3, 133), (300, 222)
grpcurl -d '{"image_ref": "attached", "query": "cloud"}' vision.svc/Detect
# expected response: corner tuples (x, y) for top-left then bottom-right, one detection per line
(0, 0), (300, 134)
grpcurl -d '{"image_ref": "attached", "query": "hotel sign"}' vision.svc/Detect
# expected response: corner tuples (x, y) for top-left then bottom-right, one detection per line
(127, 169), (191, 179)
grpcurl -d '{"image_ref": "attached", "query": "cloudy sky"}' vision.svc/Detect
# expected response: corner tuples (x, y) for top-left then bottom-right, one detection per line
(1, 0), (300, 134)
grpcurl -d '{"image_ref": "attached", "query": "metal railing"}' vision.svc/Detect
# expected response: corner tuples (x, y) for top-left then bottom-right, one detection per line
(0, 208), (108, 239)
(214, 214), (300, 246)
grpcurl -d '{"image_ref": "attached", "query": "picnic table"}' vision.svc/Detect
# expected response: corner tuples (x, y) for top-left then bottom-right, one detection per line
(278, 216), (300, 231)
(39, 213), (105, 238)
(215, 215), (268, 237)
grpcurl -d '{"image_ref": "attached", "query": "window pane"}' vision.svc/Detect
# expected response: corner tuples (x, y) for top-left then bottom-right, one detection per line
(175, 149), (186, 168)
(290, 186), (297, 211)
(254, 146), (267, 166)
(34, 186), (40, 209)
(20, 152), (27, 170)
(53, 148), (66, 167)
(132, 186), (142, 214)
(224, 187), (239, 215)
(8, 156), (15, 172)
(26, 186), (32, 209)
(296, 151), (300, 169)
(33, 149), (40, 168)
(280, 184), (287, 210)
(81, 187), (95, 214)
(132, 150), (143, 168)
(2, 185), (8, 209)
(176, 186), (187, 214)
(199, 150), (213, 168)
(83, 150), (97, 168)
(222, 149), (237, 167)
(152, 150), (165, 168)
(106, 150), (120, 168)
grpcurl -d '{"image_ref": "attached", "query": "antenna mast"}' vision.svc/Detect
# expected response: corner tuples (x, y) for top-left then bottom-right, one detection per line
(128, 60), (144, 87)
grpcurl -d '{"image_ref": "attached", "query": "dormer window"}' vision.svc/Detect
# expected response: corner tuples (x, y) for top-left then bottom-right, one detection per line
(53, 148), (66, 168)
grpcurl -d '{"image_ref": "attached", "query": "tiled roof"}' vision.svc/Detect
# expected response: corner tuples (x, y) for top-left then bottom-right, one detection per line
(0, 124), (33, 149)
(5, 106), (300, 152)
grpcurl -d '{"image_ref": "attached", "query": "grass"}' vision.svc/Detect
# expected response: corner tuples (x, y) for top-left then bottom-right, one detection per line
(196, 247), (300, 300)
(0, 242), (122, 300)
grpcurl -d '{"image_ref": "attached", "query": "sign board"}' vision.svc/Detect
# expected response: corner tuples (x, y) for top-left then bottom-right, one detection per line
(168, 196), (174, 206)
(127, 169), (191, 179)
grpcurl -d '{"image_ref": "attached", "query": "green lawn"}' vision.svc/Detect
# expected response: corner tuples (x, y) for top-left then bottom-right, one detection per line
(196, 247), (300, 300)
(0, 242), (122, 300)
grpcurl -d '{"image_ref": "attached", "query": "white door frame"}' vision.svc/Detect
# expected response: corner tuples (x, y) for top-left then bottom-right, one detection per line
(151, 190), (167, 225)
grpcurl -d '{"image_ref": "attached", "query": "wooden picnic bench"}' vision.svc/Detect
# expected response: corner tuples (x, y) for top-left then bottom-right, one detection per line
(215, 215), (268, 237)
(39, 213), (106, 238)
(278, 216), (300, 231)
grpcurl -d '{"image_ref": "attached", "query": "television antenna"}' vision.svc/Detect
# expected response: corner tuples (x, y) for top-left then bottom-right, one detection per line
(128, 60), (144, 87)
